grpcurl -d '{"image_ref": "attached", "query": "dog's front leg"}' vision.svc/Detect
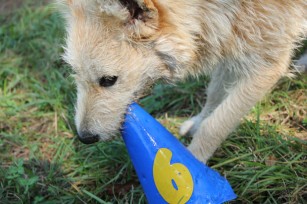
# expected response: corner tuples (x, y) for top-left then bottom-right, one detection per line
(180, 65), (231, 137)
(187, 64), (288, 163)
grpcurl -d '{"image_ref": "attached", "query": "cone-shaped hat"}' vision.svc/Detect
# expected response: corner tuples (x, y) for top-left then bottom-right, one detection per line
(122, 103), (236, 204)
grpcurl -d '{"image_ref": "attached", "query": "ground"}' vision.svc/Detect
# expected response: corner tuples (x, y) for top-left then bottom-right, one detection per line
(0, 1), (306, 203)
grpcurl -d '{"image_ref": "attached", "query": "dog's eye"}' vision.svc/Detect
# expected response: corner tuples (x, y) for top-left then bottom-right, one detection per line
(99, 76), (118, 87)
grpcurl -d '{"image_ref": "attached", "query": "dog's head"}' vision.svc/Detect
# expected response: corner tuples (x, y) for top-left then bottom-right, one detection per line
(59, 0), (197, 143)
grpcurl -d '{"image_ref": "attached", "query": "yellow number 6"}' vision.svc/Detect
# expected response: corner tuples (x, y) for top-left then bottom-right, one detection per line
(153, 148), (194, 204)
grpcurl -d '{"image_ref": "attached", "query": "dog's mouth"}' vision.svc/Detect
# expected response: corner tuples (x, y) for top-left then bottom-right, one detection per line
(77, 85), (152, 145)
(78, 133), (100, 144)
(78, 131), (119, 144)
(77, 106), (132, 145)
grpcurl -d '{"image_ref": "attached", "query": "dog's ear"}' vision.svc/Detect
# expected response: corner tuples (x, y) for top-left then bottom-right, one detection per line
(118, 0), (145, 19)
(58, 0), (164, 39)
(118, 0), (162, 39)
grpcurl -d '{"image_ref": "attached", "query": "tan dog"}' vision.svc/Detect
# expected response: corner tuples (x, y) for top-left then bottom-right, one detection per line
(58, 0), (307, 163)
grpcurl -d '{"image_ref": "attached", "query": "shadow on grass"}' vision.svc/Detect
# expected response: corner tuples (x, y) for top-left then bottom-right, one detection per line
(69, 138), (145, 203)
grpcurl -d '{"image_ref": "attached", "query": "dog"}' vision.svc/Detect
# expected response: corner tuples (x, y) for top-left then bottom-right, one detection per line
(58, 0), (307, 163)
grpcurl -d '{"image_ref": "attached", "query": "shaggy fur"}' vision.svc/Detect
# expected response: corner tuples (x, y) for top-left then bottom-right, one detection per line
(58, 0), (307, 162)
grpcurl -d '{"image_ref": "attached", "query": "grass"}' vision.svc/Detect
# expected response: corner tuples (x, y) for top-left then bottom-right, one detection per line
(0, 2), (306, 203)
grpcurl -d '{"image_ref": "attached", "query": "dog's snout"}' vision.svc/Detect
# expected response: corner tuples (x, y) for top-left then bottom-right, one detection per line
(78, 132), (100, 144)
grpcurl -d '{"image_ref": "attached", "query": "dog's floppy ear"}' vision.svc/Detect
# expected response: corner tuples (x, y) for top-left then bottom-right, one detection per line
(118, 0), (161, 39)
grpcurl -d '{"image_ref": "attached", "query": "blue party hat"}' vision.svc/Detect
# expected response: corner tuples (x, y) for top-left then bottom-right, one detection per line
(121, 103), (236, 204)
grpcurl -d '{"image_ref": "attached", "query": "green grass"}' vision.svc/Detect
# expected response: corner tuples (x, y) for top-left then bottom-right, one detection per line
(0, 2), (306, 204)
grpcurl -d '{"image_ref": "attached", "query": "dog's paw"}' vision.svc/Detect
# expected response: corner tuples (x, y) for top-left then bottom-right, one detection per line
(179, 116), (202, 136)
(179, 119), (195, 136)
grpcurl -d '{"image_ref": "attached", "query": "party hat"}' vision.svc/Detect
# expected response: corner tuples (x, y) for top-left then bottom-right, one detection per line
(121, 103), (236, 204)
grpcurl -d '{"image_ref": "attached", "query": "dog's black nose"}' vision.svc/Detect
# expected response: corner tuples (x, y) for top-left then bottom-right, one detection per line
(78, 132), (100, 144)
